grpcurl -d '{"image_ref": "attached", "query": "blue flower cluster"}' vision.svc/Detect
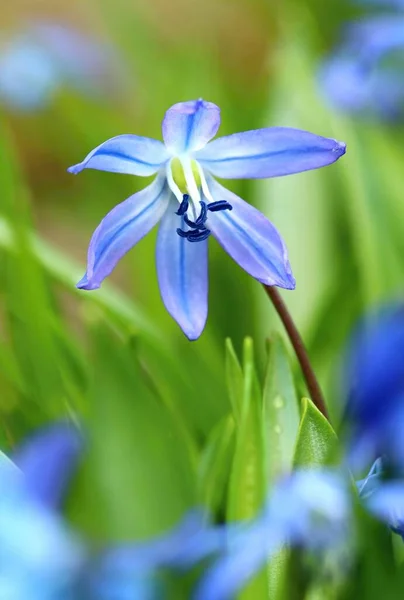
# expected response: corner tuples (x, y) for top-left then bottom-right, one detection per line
(3, 302), (404, 599)
(319, 0), (404, 119)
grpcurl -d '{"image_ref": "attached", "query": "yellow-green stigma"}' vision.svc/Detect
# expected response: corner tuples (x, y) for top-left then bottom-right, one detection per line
(171, 158), (201, 194)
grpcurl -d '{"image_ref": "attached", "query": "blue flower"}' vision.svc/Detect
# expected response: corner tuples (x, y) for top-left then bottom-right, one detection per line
(194, 470), (350, 600)
(343, 305), (404, 469)
(319, 1), (404, 119)
(0, 22), (119, 111)
(0, 423), (86, 599)
(68, 99), (346, 339)
(89, 509), (227, 600)
(0, 425), (218, 599)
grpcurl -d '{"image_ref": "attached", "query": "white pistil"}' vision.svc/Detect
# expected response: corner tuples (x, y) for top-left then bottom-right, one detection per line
(196, 162), (215, 204)
(166, 160), (185, 203)
(180, 156), (201, 221)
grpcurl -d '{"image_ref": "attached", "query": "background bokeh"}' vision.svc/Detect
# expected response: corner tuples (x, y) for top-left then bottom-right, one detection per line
(0, 0), (403, 579)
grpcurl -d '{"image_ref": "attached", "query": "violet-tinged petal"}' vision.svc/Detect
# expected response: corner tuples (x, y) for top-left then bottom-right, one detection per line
(68, 135), (169, 176)
(356, 458), (384, 500)
(12, 423), (82, 510)
(196, 471), (349, 600)
(78, 174), (169, 290)
(156, 199), (208, 340)
(196, 128), (346, 179)
(353, 0), (404, 8)
(195, 524), (278, 600)
(345, 16), (404, 58)
(367, 482), (404, 538)
(206, 177), (295, 289)
(319, 53), (404, 120)
(162, 99), (221, 154)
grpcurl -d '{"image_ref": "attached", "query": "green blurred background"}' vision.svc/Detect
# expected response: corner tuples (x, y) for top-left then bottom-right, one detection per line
(0, 0), (403, 570)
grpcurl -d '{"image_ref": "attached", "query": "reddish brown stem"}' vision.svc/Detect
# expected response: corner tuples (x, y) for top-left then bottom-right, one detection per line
(263, 285), (329, 421)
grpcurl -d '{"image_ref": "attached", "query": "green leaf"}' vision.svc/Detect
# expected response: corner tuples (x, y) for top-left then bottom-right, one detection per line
(293, 398), (338, 468)
(225, 338), (244, 421)
(198, 415), (235, 516)
(227, 338), (267, 600)
(263, 334), (300, 487)
(75, 324), (197, 541)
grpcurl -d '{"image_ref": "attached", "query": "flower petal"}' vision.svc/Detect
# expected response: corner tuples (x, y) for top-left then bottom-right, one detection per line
(78, 175), (169, 290)
(346, 16), (404, 58)
(162, 99), (221, 154)
(12, 423), (82, 510)
(156, 199), (208, 340)
(68, 134), (169, 176)
(196, 128), (346, 179)
(206, 177), (295, 289)
(367, 482), (404, 538)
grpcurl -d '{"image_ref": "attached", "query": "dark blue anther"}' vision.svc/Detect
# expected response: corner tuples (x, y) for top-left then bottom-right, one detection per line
(195, 201), (208, 225)
(207, 200), (233, 212)
(175, 198), (233, 243)
(176, 194), (189, 216)
(187, 228), (211, 242)
(184, 214), (205, 230)
(176, 228), (190, 238)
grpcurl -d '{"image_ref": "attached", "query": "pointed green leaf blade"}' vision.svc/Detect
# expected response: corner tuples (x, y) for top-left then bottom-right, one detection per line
(263, 334), (300, 486)
(227, 338), (268, 599)
(225, 338), (244, 421)
(293, 398), (338, 468)
(198, 415), (235, 516)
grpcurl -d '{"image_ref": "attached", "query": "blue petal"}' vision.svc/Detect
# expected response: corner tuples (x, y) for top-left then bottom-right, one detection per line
(0, 38), (59, 111)
(162, 99), (221, 154)
(156, 199), (208, 340)
(346, 17), (404, 58)
(196, 128), (346, 179)
(353, 0), (404, 9)
(68, 135), (169, 176)
(12, 423), (82, 510)
(98, 510), (214, 572)
(195, 524), (274, 600)
(78, 175), (170, 290)
(196, 471), (349, 600)
(356, 458), (384, 499)
(206, 177), (295, 289)
(319, 53), (404, 121)
(367, 482), (404, 538)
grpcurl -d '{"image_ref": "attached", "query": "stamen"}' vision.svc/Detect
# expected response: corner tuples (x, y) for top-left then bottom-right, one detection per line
(176, 228), (190, 238)
(195, 201), (208, 225)
(176, 195), (189, 216)
(166, 160), (185, 202)
(187, 229), (211, 242)
(196, 162), (215, 204)
(175, 197), (232, 243)
(184, 214), (206, 230)
(207, 201), (233, 212)
(181, 156), (201, 205)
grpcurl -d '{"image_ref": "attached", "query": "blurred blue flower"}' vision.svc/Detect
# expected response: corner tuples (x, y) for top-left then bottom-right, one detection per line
(0, 22), (120, 111)
(194, 470), (350, 600)
(319, 1), (404, 119)
(357, 458), (404, 539)
(343, 305), (404, 469)
(0, 425), (221, 599)
(89, 509), (227, 600)
(68, 99), (345, 340)
(0, 423), (86, 599)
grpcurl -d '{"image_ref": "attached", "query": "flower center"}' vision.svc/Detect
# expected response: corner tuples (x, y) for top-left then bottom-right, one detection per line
(171, 157), (201, 194)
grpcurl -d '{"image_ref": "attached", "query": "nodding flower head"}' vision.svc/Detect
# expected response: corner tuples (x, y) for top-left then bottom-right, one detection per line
(68, 99), (346, 340)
